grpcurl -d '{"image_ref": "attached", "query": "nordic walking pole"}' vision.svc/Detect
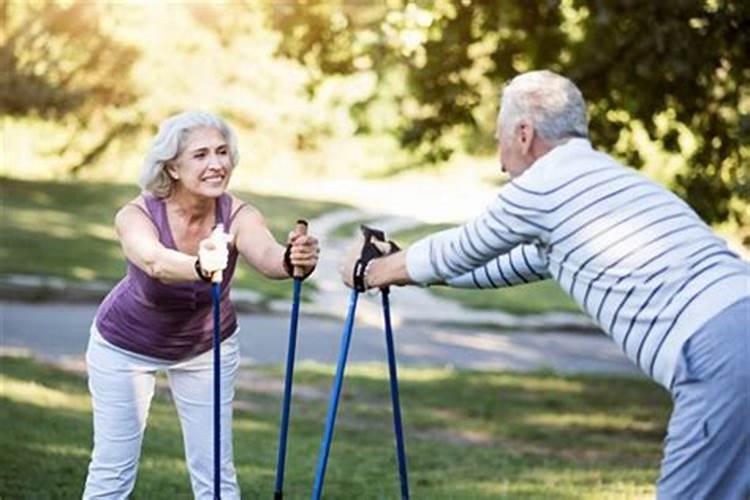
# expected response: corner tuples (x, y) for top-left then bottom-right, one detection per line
(274, 219), (309, 500)
(211, 264), (223, 500)
(209, 223), (232, 500)
(311, 225), (384, 499)
(381, 288), (410, 499)
(311, 288), (360, 500)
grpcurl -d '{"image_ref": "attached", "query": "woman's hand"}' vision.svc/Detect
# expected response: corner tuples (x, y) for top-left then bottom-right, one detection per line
(198, 225), (232, 278)
(285, 231), (320, 279)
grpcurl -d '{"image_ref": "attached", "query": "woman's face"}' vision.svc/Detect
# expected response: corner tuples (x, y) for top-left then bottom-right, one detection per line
(169, 126), (233, 198)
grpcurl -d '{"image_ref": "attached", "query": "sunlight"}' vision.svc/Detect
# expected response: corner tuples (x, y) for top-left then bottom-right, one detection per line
(524, 412), (658, 432)
(27, 443), (89, 459)
(71, 266), (96, 280)
(84, 222), (118, 241)
(1, 376), (90, 411)
(233, 419), (275, 433)
(344, 363), (457, 383)
(10, 209), (77, 238)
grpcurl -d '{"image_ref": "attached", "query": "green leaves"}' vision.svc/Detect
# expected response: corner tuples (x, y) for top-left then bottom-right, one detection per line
(272, 0), (749, 228)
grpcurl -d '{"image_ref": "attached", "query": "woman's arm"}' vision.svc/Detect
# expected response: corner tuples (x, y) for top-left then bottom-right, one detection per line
(231, 204), (289, 279)
(230, 204), (317, 281)
(115, 201), (200, 283)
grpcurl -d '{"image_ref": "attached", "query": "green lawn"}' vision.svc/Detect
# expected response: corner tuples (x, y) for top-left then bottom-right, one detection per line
(390, 224), (582, 316)
(0, 355), (669, 499)
(0, 177), (346, 301)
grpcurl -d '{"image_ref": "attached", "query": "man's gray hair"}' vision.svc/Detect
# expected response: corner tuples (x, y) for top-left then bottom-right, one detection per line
(498, 70), (589, 141)
(138, 111), (240, 198)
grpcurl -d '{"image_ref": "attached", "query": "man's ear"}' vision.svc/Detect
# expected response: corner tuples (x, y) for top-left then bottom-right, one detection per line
(517, 120), (535, 156)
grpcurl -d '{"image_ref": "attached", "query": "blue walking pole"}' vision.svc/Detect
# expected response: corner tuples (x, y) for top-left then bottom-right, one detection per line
(211, 273), (223, 500)
(381, 288), (410, 499)
(208, 223), (233, 500)
(311, 289), (360, 500)
(274, 220), (308, 500)
(312, 225), (409, 499)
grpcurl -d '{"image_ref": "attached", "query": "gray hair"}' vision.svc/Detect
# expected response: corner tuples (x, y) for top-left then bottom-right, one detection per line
(498, 70), (588, 142)
(138, 111), (240, 197)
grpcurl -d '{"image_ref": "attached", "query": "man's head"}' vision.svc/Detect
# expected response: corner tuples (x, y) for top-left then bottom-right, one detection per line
(496, 70), (588, 177)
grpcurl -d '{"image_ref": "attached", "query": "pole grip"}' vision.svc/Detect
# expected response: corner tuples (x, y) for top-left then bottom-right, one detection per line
(292, 219), (308, 279)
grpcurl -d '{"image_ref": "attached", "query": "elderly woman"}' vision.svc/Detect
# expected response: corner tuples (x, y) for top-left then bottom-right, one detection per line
(83, 111), (319, 499)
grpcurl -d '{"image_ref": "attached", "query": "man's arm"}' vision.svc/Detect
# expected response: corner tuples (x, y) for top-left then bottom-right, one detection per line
(444, 243), (550, 289)
(341, 184), (548, 289)
(363, 243), (549, 290)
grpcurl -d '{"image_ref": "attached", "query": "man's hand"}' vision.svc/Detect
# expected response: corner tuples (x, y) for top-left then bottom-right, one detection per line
(338, 227), (398, 290)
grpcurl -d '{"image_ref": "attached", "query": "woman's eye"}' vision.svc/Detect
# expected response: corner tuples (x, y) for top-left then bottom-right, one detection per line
(194, 153), (206, 159)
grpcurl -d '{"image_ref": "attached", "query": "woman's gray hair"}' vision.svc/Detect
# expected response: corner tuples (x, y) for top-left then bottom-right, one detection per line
(498, 70), (589, 142)
(138, 111), (240, 198)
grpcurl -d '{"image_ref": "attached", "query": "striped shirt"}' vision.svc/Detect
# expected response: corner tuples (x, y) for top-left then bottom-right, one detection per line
(406, 139), (750, 388)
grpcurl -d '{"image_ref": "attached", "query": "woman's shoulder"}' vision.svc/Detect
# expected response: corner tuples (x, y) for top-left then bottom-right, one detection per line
(118, 194), (150, 214)
(115, 194), (156, 224)
(227, 193), (261, 218)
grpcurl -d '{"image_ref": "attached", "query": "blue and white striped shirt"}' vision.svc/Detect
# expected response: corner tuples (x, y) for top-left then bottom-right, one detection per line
(406, 139), (749, 388)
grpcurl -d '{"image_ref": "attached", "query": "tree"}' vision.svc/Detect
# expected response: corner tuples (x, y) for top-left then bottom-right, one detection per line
(1, 0), (140, 172)
(270, 0), (749, 231)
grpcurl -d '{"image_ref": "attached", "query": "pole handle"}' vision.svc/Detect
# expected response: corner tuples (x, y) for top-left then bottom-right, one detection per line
(292, 219), (308, 279)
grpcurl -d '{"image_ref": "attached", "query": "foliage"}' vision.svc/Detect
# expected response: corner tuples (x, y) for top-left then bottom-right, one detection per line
(1, 1), (138, 118)
(1, 1), (141, 172)
(1, 355), (670, 498)
(271, 0), (750, 227)
(5, 1), (747, 232)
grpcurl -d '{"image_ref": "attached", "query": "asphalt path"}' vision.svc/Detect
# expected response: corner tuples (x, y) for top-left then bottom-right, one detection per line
(1, 301), (640, 376)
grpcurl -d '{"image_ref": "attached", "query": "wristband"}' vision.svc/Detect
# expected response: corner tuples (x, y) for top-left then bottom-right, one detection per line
(283, 244), (294, 277)
(195, 258), (212, 282)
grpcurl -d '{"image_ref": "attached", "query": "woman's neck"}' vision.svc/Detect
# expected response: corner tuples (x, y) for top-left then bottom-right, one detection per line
(167, 187), (216, 225)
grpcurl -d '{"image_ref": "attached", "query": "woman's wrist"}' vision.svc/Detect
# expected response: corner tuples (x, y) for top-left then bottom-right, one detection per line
(194, 257), (212, 282)
(282, 244), (294, 277)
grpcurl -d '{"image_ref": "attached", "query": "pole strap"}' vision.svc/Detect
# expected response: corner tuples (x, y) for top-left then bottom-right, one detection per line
(352, 225), (400, 292)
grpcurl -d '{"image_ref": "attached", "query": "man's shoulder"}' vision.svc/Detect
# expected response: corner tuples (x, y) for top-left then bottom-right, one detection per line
(510, 143), (627, 196)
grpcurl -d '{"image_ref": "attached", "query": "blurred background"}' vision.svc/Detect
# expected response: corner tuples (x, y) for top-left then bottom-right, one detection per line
(2, 0), (748, 232)
(1, 2), (749, 498)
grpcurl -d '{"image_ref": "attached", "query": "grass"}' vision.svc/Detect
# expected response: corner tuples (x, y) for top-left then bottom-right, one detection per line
(0, 355), (670, 499)
(391, 223), (582, 316)
(0, 177), (346, 301)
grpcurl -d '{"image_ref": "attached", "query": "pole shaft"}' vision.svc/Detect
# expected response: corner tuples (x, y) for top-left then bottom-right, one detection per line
(274, 277), (303, 498)
(311, 290), (359, 500)
(382, 291), (410, 499)
(212, 283), (222, 500)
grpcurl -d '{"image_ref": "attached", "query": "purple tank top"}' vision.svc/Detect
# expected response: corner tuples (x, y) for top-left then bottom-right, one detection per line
(95, 194), (240, 360)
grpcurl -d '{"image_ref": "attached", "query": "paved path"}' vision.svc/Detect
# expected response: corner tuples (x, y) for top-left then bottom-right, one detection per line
(1, 301), (639, 376)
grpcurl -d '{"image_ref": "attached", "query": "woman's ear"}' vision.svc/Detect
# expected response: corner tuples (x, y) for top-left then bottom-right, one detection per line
(165, 161), (180, 180)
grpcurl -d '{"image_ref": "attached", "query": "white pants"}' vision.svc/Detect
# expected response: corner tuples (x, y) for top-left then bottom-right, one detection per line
(83, 325), (241, 499)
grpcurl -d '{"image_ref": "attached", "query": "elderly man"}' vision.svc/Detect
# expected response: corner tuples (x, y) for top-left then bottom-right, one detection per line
(340, 70), (750, 499)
